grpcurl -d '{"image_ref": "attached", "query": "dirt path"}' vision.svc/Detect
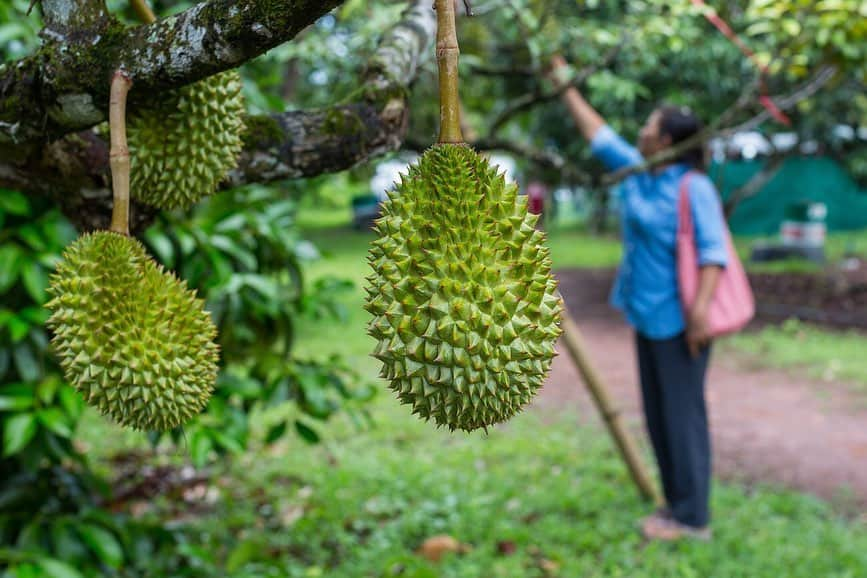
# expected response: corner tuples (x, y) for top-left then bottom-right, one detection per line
(532, 269), (867, 511)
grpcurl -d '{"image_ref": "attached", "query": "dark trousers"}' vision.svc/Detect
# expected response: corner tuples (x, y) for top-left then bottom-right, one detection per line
(636, 332), (712, 528)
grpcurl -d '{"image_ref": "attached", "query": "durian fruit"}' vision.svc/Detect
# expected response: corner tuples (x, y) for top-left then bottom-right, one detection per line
(365, 144), (563, 432)
(126, 70), (245, 209)
(46, 231), (219, 431)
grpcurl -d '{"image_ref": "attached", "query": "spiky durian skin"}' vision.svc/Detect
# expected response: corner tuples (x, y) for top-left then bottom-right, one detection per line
(365, 144), (563, 432)
(46, 232), (219, 431)
(127, 70), (245, 210)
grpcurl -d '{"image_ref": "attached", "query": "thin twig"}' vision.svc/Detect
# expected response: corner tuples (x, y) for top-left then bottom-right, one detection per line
(109, 71), (133, 236)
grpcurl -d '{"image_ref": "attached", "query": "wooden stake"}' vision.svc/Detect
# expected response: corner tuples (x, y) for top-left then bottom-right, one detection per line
(560, 307), (663, 505)
(109, 71), (133, 236)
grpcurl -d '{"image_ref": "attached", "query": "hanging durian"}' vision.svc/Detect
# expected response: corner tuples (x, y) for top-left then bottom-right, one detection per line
(126, 71), (245, 209)
(46, 72), (219, 431)
(365, 0), (563, 433)
(125, 2), (245, 210)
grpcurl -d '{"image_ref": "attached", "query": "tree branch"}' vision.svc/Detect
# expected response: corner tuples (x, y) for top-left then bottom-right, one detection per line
(488, 40), (626, 137)
(723, 149), (791, 217)
(1, 0), (437, 232)
(599, 66), (837, 186)
(470, 137), (591, 185)
(725, 65), (838, 135)
(40, 0), (111, 35)
(466, 63), (535, 77)
(1, 0), (344, 149)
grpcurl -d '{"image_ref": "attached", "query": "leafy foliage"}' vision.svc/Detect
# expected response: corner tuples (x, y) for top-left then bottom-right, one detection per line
(0, 184), (373, 575)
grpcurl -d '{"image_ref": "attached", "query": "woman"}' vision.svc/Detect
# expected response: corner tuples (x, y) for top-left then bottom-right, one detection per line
(550, 57), (727, 541)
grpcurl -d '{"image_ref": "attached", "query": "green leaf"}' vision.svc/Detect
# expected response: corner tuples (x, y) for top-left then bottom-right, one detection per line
(209, 234), (258, 270)
(37, 408), (73, 438)
(0, 190), (29, 216)
(8, 315), (30, 342)
(12, 343), (40, 382)
(0, 246), (21, 293)
(265, 421), (287, 444)
(21, 265), (49, 304)
(0, 390), (34, 411)
(294, 420), (320, 444)
(212, 430), (244, 454)
(78, 524), (124, 569)
(226, 538), (262, 572)
(37, 558), (85, 578)
(58, 386), (83, 421)
(3, 413), (37, 456)
(190, 428), (213, 467)
(9, 563), (39, 578)
(19, 306), (50, 325)
(144, 230), (175, 268)
(17, 224), (46, 252)
(36, 376), (60, 404)
(52, 522), (88, 561)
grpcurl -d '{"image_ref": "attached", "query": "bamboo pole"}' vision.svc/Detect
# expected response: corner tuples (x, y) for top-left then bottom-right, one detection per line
(560, 307), (662, 505)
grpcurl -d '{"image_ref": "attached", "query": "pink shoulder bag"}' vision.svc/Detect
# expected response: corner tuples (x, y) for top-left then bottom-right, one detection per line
(677, 172), (755, 337)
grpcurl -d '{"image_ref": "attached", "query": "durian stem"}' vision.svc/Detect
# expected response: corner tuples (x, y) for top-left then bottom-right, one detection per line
(130, 0), (157, 24)
(435, 0), (463, 144)
(109, 71), (133, 236)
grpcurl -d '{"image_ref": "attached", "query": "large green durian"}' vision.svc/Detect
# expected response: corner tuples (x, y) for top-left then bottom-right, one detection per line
(365, 144), (563, 432)
(127, 70), (245, 210)
(46, 231), (219, 431)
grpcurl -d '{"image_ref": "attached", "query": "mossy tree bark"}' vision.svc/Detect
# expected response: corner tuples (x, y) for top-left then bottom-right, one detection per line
(1, 0), (343, 148)
(0, 0), (436, 232)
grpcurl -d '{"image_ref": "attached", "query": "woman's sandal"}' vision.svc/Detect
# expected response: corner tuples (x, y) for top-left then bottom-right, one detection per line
(640, 515), (712, 542)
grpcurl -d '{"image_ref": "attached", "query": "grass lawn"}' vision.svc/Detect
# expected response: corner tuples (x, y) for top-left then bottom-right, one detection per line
(195, 404), (867, 577)
(77, 218), (867, 576)
(175, 222), (862, 577)
(723, 320), (867, 396)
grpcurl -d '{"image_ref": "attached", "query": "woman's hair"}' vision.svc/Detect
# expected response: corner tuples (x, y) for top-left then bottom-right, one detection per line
(657, 104), (707, 170)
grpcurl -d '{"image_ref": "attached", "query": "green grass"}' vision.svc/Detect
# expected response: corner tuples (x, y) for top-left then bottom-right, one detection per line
(190, 405), (867, 577)
(183, 222), (867, 577)
(546, 223), (867, 275)
(733, 230), (867, 274)
(75, 219), (867, 576)
(724, 320), (867, 395)
(545, 227), (622, 270)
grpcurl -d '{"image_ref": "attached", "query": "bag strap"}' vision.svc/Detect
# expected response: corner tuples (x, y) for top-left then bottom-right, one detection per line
(678, 170), (697, 235)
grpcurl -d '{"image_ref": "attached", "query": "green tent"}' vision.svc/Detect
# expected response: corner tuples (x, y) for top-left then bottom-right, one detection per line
(710, 157), (867, 235)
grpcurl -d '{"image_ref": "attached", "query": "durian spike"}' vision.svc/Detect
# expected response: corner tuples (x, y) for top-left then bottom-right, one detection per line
(130, 0), (157, 23)
(435, 0), (463, 144)
(109, 70), (133, 236)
